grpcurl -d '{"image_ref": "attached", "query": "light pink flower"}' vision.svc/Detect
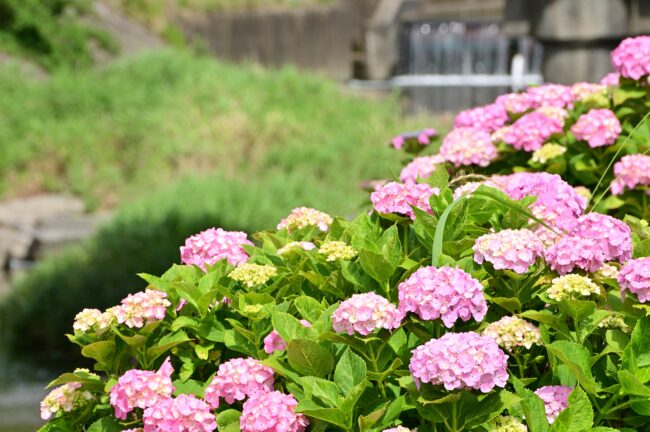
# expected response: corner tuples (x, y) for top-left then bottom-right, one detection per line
(545, 236), (605, 274)
(483, 316), (541, 351)
(180, 228), (253, 269)
(264, 319), (311, 354)
(113, 289), (171, 329)
(277, 207), (333, 232)
(454, 103), (508, 132)
(619, 257), (650, 303)
(571, 82), (607, 101)
(332, 293), (404, 336)
(143, 394), (216, 432)
(572, 213), (632, 263)
(40, 382), (92, 420)
(571, 109), (621, 148)
(495, 92), (534, 114)
(526, 84), (574, 108)
(390, 128), (437, 149)
(503, 111), (564, 152)
(439, 128), (498, 167)
(204, 358), (274, 408)
(399, 155), (445, 183)
(473, 228), (545, 274)
(611, 36), (650, 80)
(240, 391), (309, 432)
(611, 154), (650, 195)
(600, 72), (620, 86)
(370, 181), (438, 220)
(535, 386), (572, 424)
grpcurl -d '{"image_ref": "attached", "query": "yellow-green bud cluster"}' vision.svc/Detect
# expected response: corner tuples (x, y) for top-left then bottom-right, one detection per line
(548, 274), (600, 301)
(483, 316), (541, 350)
(531, 144), (566, 164)
(229, 263), (277, 288)
(487, 416), (527, 432)
(598, 314), (630, 332)
(318, 241), (358, 262)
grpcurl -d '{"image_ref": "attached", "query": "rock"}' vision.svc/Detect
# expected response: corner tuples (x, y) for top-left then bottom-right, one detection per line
(0, 195), (85, 231)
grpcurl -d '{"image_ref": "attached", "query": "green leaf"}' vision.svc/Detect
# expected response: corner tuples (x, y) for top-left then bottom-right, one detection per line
(547, 341), (600, 395)
(294, 296), (325, 323)
(216, 409), (241, 432)
(87, 417), (122, 432)
(426, 165), (449, 190)
(295, 400), (349, 429)
(272, 311), (311, 342)
(287, 338), (334, 378)
(623, 317), (650, 373)
(172, 379), (206, 397)
(431, 196), (466, 266)
(47, 370), (104, 390)
(512, 377), (550, 432)
(358, 226), (401, 283)
(146, 330), (191, 363)
(550, 386), (593, 432)
(334, 348), (367, 394)
(618, 370), (650, 397)
(301, 377), (341, 407)
(81, 340), (115, 365)
(461, 390), (520, 428)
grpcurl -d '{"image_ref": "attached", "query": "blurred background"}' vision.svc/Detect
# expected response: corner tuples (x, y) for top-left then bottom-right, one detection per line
(0, 0), (648, 430)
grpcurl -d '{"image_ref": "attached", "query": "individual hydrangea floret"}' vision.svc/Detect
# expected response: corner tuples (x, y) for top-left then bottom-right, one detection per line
(618, 257), (650, 303)
(204, 358), (275, 408)
(240, 391), (309, 432)
(229, 263), (277, 288)
(611, 35), (650, 80)
(40, 382), (92, 420)
(526, 84), (574, 108)
(409, 332), (509, 392)
(264, 319), (311, 354)
(483, 316), (541, 351)
(332, 292), (404, 336)
(571, 82), (607, 101)
(572, 213), (632, 263)
(503, 111), (564, 152)
(73, 308), (114, 334)
(390, 128), (437, 149)
(277, 241), (315, 255)
(534, 386), (572, 424)
(473, 228), (545, 274)
(181, 227), (253, 269)
(453, 103), (509, 132)
(277, 207), (333, 232)
(496, 92), (533, 114)
(598, 314), (630, 332)
(570, 109), (621, 148)
(611, 154), (650, 195)
(109, 357), (174, 420)
(531, 143), (566, 164)
(548, 274), (600, 301)
(142, 394), (217, 432)
(600, 72), (620, 86)
(439, 127), (498, 167)
(318, 241), (357, 261)
(398, 266), (487, 327)
(486, 416), (528, 432)
(371, 181), (437, 220)
(113, 289), (171, 329)
(399, 154), (445, 183)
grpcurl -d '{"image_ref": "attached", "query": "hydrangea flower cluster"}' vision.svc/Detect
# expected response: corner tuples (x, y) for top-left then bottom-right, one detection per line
(40, 382), (92, 420)
(483, 316), (541, 351)
(598, 314), (630, 332)
(618, 257), (650, 303)
(534, 385), (572, 424)
(180, 227), (253, 269)
(73, 308), (114, 334)
(545, 237), (606, 274)
(453, 103), (508, 132)
(600, 72), (620, 86)
(264, 319), (311, 354)
(526, 84), (574, 108)
(611, 35), (650, 80)
(113, 289), (171, 329)
(531, 143), (566, 164)
(486, 416), (527, 432)
(390, 128), (437, 150)
(277, 207), (333, 232)
(318, 241), (357, 261)
(142, 394), (216, 432)
(409, 332), (509, 392)
(370, 181), (437, 220)
(399, 154), (445, 183)
(439, 127), (498, 167)
(536, 106), (569, 123)
(398, 266), (487, 327)
(229, 263), (277, 287)
(503, 111), (564, 152)
(240, 391), (309, 432)
(570, 109), (621, 148)
(382, 427), (412, 432)
(473, 228), (545, 274)
(109, 357), (174, 420)
(277, 241), (316, 255)
(332, 292), (403, 336)
(572, 213), (632, 263)
(571, 82), (607, 101)
(452, 180), (502, 200)
(496, 92), (533, 114)
(547, 274), (600, 301)
(611, 154), (650, 195)
(204, 358), (275, 408)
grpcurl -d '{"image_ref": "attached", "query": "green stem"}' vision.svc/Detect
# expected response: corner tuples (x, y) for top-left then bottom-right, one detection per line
(368, 343), (387, 398)
(451, 402), (458, 432)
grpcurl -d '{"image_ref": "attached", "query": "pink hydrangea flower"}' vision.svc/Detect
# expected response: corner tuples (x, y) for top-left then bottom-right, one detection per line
(495, 92), (534, 114)
(452, 180), (503, 200)
(382, 427), (412, 432)
(619, 257), (650, 303)
(109, 357), (174, 420)
(611, 154), (650, 195)
(143, 394), (216, 432)
(526, 84), (574, 108)
(453, 103), (508, 132)
(113, 289), (171, 329)
(611, 36), (650, 80)
(571, 109), (621, 148)
(536, 106), (569, 124)
(399, 155), (445, 183)
(277, 207), (333, 232)
(409, 332), (509, 392)
(600, 72), (620, 86)
(204, 358), (274, 408)
(240, 391), (309, 432)
(390, 128), (437, 149)
(439, 128), (499, 167)
(534, 386), (572, 424)
(398, 266), (487, 327)
(503, 111), (564, 152)
(544, 236), (605, 274)
(180, 228), (253, 269)
(370, 181), (438, 220)
(473, 228), (545, 274)
(572, 213), (632, 263)
(571, 82), (607, 101)
(40, 382), (92, 420)
(332, 292), (404, 336)
(264, 319), (311, 354)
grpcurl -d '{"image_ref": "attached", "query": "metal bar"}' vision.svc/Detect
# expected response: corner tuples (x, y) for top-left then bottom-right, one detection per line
(389, 73), (544, 87)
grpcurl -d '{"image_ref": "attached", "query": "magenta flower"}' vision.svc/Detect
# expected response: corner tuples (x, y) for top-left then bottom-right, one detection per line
(571, 109), (621, 148)
(264, 319), (311, 354)
(619, 257), (650, 303)
(503, 111), (564, 152)
(611, 36), (650, 80)
(399, 155), (445, 183)
(544, 236), (605, 274)
(109, 357), (174, 420)
(453, 103), (508, 132)
(409, 332), (509, 392)
(473, 228), (545, 274)
(332, 292), (404, 336)
(370, 181), (438, 220)
(204, 358), (274, 408)
(180, 227), (253, 269)
(113, 289), (171, 329)
(573, 213), (632, 263)
(535, 386), (572, 424)
(611, 154), (650, 195)
(240, 391), (309, 432)
(398, 266), (487, 327)
(526, 84), (574, 108)
(143, 394), (216, 432)
(439, 128), (499, 167)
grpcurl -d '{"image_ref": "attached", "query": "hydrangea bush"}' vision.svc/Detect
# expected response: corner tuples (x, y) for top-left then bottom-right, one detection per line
(38, 36), (650, 432)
